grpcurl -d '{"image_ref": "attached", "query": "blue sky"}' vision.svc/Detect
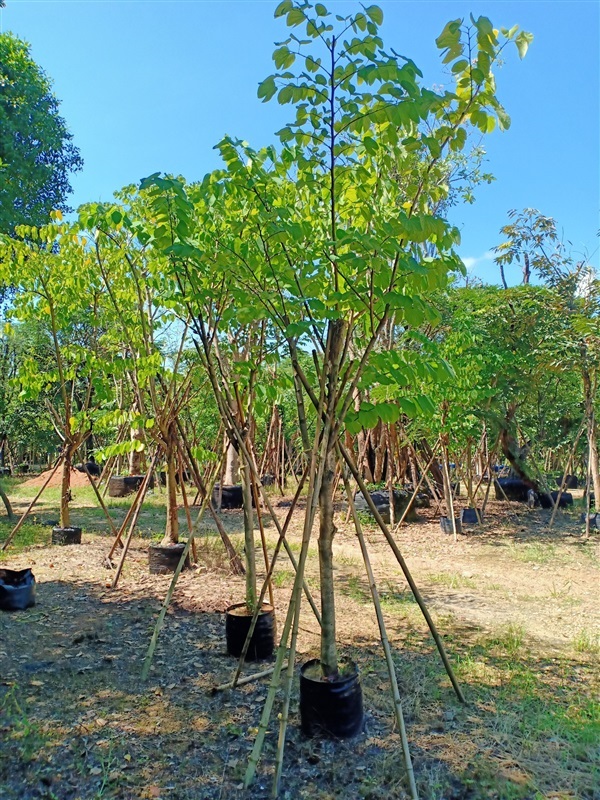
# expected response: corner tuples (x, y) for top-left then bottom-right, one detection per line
(1, 0), (598, 285)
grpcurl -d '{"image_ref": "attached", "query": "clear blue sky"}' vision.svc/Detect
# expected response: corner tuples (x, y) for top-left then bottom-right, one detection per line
(2, 0), (598, 285)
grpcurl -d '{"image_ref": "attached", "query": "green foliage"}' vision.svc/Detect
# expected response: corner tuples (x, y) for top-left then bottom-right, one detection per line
(0, 33), (82, 234)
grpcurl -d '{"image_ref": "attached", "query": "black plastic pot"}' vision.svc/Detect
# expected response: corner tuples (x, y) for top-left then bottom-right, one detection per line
(461, 507), (483, 524)
(225, 602), (276, 661)
(0, 568), (36, 611)
(580, 512), (600, 530)
(440, 516), (462, 535)
(52, 526), (82, 545)
(212, 484), (244, 510)
(148, 543), (191, 575)
(299, 658), (364, 739)
(108, 474), (154, 498)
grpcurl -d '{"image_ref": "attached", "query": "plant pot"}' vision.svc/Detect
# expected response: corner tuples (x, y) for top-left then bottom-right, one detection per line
(108, 474), (154, 498)
(148, 543), (191, 575)
(460, 507), (482, 524)
(0, 568), (36, 611)
(299, 658), (364, 739)
(52, 526), (82, 545)
(212, 484), (244, 510)
(225, 602), (276, 661)
(440, 516), (462, 535)
(580, 513), (600, 530)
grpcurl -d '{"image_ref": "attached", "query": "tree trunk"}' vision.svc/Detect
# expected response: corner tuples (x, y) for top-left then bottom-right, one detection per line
(59, 443), (74, 528)
(0, 482), (13, 520)
(241, 452), (257, 611)
(318, 445), (338, 677)
(499, 406), (539, 490)
(129, 424), (147, 474)
(224, 440), (239, 485)
(582, 366), (600, 502)
(161, 427), (179, 546)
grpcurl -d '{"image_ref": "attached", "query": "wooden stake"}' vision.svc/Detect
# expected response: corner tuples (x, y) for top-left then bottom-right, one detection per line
(141, 457), (223, 681)
(339, 440), (465, 704)
(342, 464), (418, 800)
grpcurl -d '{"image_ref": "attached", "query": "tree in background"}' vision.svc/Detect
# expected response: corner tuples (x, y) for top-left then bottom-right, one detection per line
(0, 33), (82, 234)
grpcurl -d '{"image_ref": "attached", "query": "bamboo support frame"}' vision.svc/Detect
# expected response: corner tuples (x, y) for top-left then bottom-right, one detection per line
(1, 457), (63, 550)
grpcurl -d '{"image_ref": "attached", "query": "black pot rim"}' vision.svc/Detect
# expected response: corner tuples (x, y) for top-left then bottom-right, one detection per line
(300, 657), (359, 684)
(226, 601), (274, 617)
(148, 542), (187, 552)
(52, 525), (82, 531)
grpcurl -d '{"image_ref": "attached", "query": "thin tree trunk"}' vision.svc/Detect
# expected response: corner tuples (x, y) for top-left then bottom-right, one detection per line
(59, 443), (74, 528)
(318, 445), (338, 676)
(241, 450), (257, 611)
(161, 426), (179, 546)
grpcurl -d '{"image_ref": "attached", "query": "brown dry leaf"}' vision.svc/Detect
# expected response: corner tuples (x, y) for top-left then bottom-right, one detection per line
(95, 718), (108, 727)
(89, 766), (102, 776)
(30, 680), (44, 687)
(148, 786), (162, 798)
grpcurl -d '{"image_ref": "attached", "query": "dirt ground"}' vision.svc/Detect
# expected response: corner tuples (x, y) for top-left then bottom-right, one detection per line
(0, 484), (598, 800)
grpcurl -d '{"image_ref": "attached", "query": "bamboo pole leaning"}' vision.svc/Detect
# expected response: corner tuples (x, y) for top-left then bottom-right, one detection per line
(1, 456), (63, 551)
(141, 454), (224, 681)
(338, 440), (466, 704)
(341, 463), (418, 800)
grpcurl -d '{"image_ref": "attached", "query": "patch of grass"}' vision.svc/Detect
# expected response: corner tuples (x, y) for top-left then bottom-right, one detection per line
(487, 622), (526, 656)
(427, 571), (477, 590)
(272, 568), (294, 588)
(507, 541), (557, 564)
(573, 629), (600, 656)
(0, 520), (50, 559)
(0, 684), (49, 763)
(342, 575), (371, 604)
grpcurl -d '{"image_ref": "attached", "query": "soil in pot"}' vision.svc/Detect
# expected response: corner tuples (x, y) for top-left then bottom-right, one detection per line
(300, 658), (364, 738)
(225, 602), (276, 661)
(0, 568), (36, 611)
(148, 543), (191, 575)
(52, 526), (82, 545)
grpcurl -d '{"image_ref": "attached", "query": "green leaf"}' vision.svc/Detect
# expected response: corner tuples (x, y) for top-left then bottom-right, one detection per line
(364, 5), (383, 26)
(515, 31), (534, 59)
(258, 75), (277, 102)
(315, 3), (327, 17)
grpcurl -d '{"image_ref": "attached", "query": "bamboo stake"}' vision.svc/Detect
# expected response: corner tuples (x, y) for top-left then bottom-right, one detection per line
(339, 440), (465, 704)
(392, 439), (441, 534)
(342, 464), (418, 800)
(1, 457), (63, 551)
(230, 466), (311, 690)
(178, 443), (198, 564)
(107, 449), (160, 560)
(141, 458), (222, 681)
(441, 442), (458, 542)
(213, 662), (287, 693)
(110, 453), (160, 588)
(82, 464), (119, 537)
(245, 358), (330, 792)
(584, 438), (593, 541)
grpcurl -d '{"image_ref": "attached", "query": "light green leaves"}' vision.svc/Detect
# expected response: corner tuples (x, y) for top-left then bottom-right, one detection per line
(515, 31), (534, 59)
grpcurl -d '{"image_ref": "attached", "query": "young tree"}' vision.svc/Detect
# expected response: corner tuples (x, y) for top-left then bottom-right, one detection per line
(0, 217), (111, 528)
(0, 33), (82, 234)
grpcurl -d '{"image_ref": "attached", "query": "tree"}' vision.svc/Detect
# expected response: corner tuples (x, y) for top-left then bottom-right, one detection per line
(0, 33), (82, 234)
(0, 215), (111, 529)
(493, 208), (570, 288)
